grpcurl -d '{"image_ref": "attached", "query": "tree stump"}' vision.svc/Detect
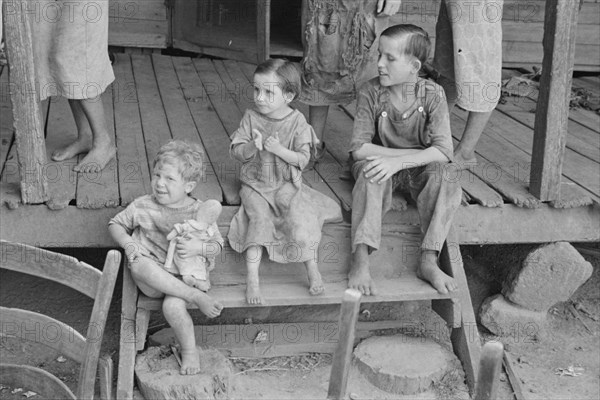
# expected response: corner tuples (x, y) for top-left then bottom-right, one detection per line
(135, 346), (232, 400)
(354, 335), (463, 395)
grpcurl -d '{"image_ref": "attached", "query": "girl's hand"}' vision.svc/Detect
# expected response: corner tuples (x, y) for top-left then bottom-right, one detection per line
(363, 155), (402, 184)
(377, 0), (401, 16)
(252, 129), (263, 150)
(263, 131), (283, 153)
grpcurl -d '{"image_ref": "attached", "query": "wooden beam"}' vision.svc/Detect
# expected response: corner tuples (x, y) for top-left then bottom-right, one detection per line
(2, 0), (48, 203)
(256, 0), (270, 62)
(529, 0), (581, 200)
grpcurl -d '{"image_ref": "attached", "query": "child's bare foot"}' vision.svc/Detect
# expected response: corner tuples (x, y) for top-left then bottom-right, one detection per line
(453, 151), (477, 170)
(183, 275), (211, 292)
(305, 261), (324, 296)
(348, 244), (377, 296)
(246, 277), (264, 304)
(179, 347), (200, 375)
(417, 250), (457, 295)
(74, 138), (116, 173)
(51, 135), (93, 162)
(191, 291), (222, 318)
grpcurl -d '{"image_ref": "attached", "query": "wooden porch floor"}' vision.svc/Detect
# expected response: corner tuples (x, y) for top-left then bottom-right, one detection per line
(1, 55), (599, 246)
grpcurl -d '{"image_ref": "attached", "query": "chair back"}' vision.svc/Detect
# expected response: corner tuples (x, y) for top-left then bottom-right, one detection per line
(0, 240), (121, 399)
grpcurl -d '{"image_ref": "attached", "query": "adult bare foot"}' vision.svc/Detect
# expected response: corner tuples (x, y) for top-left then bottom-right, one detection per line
(348, 244), (377, 296)
(417, 250), (457, 295)
(305, 261), (324, 296)
(191, 291), (222, 318)
(74, 139), (116, 173)
(179, 347), (200, 375)
(246, 277), (264, 304)
(51, 136), (93, 162)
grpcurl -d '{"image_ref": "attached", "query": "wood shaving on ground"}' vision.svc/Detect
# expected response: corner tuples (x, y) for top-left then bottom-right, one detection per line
(23, 391), (37, 398)
(555, 366), (584, 377)
(231, 353), (332, 376)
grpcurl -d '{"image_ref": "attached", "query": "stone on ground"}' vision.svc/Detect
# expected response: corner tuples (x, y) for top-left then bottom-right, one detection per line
(353, 335), (463, 395)
(503, 242), (593, 312)
(479, 294), (547, 340)
(135, 346), (232, 400)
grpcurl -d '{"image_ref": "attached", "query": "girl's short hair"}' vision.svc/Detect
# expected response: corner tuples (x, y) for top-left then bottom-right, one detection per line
(254, 59), (301, 99)
(154, 140), (204, 182)
(380, 24), (431, 65)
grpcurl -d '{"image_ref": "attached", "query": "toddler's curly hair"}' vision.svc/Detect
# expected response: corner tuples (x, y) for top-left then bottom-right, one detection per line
(154, 140), (205, 182)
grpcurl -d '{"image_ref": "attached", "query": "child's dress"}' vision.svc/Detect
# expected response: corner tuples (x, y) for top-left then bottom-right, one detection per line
(228, 109), (342, 263)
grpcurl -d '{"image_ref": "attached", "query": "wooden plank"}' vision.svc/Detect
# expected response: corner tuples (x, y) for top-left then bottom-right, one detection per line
(0, 66), (14, 169)
(116, 264), (138, 400)
(151, 54), (223, 202)
(109, 0), (167, 21)
(530, 0), (581, 200)
(99, 355), (114, 400)
(327, 289), (362, 400)
(3, 1), (48, 203)
(108, 19), (168, 48)
(503, 352), (527, 400)
(112, 53), (151, 205)
(43, 97), (78, 209)
(172, 57), (240, 205)
(458, 105), (598, 199)
(129, 55), (171, 168)
(75, 86), (120, 209)
(193, 59), (244, 137)
(256, 0), (270, 62)
(474, 342), (504, 400)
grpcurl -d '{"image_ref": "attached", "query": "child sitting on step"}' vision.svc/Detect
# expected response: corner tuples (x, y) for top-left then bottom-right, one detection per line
(348, 24), (462, 297)
(228, 59), (342, 305)
(108, 140), (223, 375)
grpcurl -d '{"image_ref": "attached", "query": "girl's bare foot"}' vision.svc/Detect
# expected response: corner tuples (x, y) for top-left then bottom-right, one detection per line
(183, 275), (211, 292)
(417, 250), (457, 294)
(191, 291), (222, 318)
(246, 277), (263, 304)
(305, 261), (324, 296)
(51, 135), (93, 162)
(348, 244), (377, 296)
(74, 139), (116, 173)
(179, 347), (200, 375)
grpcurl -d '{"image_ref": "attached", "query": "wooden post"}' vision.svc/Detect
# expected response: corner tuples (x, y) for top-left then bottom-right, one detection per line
(529, 0), (580, 201)
(474, 342), (504, 400)
(2, 0), (49, 204)
(327, 289), (362, 400)
(256, 0), (270, 62)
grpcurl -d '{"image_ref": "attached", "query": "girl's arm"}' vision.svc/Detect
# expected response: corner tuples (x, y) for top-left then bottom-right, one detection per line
(263, 131), (309, 167)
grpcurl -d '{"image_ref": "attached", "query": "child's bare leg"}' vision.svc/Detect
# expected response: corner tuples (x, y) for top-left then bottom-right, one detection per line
(163, 296), (200, 375)
(304, 259), (324, 296)
(182, 275), (211, 292)
(417, 250), (457, 295)
(245, 245), (263, 304)
(74, 97), (116, 173)
(129, 257), (222, 317)
(348, 243), (377, 296)
(52, 99), (93, 162)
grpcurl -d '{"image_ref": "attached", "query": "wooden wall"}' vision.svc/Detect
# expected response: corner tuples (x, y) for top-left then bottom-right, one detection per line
(107, 0), (599, 72)
(108, 0), (169, 48)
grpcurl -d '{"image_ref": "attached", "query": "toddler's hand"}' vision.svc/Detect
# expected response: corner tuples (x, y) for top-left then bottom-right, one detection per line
(263, 131), (282, 153)
(124, 241), (141, 263)
(252, 129), (263, 150)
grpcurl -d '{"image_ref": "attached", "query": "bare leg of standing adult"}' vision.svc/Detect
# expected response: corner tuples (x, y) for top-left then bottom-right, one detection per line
(52, 97), (116, 173)
(309, 105), (328, 158)
(453, 110), (493, 165)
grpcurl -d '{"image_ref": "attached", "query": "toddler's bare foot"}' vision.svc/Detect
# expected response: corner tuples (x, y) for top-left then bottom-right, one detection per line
(51, 135), (93, 162)
(246, 277), (263, 305)
(183, 275), (211, 292)
(74, 139), (116, 173)
(348, 245), (377, 296)
(191, 291), (222, 318)
(179, 347), (200, 375)
(417, 251), (457, 295)
(305, 261), (324, 296)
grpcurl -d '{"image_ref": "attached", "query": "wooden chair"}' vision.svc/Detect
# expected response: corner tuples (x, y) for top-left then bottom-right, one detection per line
(0, 240), (121, 400)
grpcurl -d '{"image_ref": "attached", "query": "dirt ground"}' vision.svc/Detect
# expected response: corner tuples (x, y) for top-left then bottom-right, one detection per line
(1, 243), (598, 400)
